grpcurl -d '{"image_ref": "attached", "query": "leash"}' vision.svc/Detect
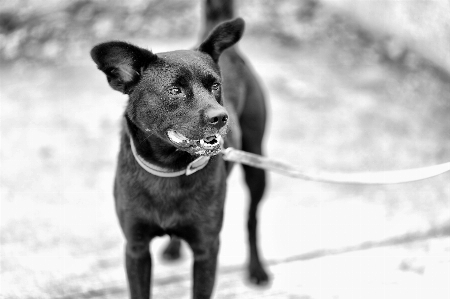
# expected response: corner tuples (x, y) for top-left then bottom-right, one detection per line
(222, 147), (450, 184)
(130, 135), (450, 183)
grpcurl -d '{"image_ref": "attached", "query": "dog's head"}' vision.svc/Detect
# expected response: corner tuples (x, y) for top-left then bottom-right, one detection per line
(91, 18), (245, 156)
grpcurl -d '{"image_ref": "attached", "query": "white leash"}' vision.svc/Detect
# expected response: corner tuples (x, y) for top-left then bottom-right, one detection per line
(222, 147), (450, 184)
(130, 134), (450, 184)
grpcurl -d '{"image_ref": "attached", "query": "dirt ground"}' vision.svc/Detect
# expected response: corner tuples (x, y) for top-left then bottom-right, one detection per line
(1, 1), (450, 299)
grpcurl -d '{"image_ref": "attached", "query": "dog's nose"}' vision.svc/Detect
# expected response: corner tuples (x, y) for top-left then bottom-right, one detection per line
(205, 108), (228, 129)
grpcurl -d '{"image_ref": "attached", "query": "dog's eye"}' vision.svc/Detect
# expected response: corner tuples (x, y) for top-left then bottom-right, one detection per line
(168, 87), (183, 96)
(212, 83), (221, 91)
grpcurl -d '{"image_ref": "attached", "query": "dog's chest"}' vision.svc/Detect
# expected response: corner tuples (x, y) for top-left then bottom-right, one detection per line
(148, 207), (183, 230)
(131, 174), (223, 229)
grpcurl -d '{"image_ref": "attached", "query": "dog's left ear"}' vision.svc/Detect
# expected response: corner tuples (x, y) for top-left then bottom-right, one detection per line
(198, 18), (245, 62)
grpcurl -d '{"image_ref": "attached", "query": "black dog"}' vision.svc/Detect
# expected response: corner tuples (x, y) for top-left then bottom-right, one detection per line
(90, 1), (267, 298)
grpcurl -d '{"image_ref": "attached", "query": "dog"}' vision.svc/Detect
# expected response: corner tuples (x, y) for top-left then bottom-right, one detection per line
(90, 1), (267, 297)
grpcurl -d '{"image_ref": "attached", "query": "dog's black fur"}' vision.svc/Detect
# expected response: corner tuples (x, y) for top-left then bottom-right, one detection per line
(91, 1), (267, 297)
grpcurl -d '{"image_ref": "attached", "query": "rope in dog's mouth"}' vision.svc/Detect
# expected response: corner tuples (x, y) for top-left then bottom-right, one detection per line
(167, 130), (222, 156)
(221, 147), (450, 184)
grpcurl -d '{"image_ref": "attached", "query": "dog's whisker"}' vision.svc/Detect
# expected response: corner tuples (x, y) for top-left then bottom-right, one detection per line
(139, 132), (154, 145)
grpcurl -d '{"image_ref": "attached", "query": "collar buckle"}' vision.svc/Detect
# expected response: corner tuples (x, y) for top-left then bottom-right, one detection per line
(186, 156), (211, 175)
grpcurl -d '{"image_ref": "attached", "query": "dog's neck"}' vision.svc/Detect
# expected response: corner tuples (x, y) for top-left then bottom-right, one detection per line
(124, 115), (196, 171)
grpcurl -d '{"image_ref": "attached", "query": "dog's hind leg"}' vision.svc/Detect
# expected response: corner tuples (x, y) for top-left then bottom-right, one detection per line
(240, 102), (269, 285)
(242, 147), (269, 285)
(162, 236), (182, 260)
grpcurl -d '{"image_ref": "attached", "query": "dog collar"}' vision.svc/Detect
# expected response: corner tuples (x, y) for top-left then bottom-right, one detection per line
(129, 137), (210, 177)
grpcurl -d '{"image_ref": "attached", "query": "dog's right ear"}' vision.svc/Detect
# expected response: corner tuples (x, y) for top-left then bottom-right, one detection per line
(90, 41), (157, 94)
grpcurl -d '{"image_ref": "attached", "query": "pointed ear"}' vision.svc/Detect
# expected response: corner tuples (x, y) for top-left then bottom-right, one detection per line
(90, 41), (157, 94)
(198, 18), (245, 62)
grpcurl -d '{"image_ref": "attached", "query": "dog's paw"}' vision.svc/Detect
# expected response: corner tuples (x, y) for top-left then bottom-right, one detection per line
(162, 238), (182, 261)
(248, 263), (270, 286)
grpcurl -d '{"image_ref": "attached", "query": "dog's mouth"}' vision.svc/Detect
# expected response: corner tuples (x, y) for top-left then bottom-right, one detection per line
(167, 130), (223, 156)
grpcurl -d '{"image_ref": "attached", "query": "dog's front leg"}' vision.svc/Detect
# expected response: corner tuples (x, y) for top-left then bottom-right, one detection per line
(190, 238), (220, 299)
(122, 220), (156, 299)
(125, 241), (151, 299)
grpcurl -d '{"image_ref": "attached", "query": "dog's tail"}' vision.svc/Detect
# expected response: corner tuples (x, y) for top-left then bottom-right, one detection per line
(202, 0), (235, 38)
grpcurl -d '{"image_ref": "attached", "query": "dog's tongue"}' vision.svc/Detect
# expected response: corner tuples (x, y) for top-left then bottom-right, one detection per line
(167, 130), (188, 144)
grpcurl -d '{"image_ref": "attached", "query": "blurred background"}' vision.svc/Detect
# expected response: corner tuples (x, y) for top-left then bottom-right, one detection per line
(1, 0), (449, 298)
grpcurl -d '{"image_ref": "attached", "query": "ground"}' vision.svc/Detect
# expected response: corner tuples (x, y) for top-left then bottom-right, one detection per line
(1, 1), (450, 299)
